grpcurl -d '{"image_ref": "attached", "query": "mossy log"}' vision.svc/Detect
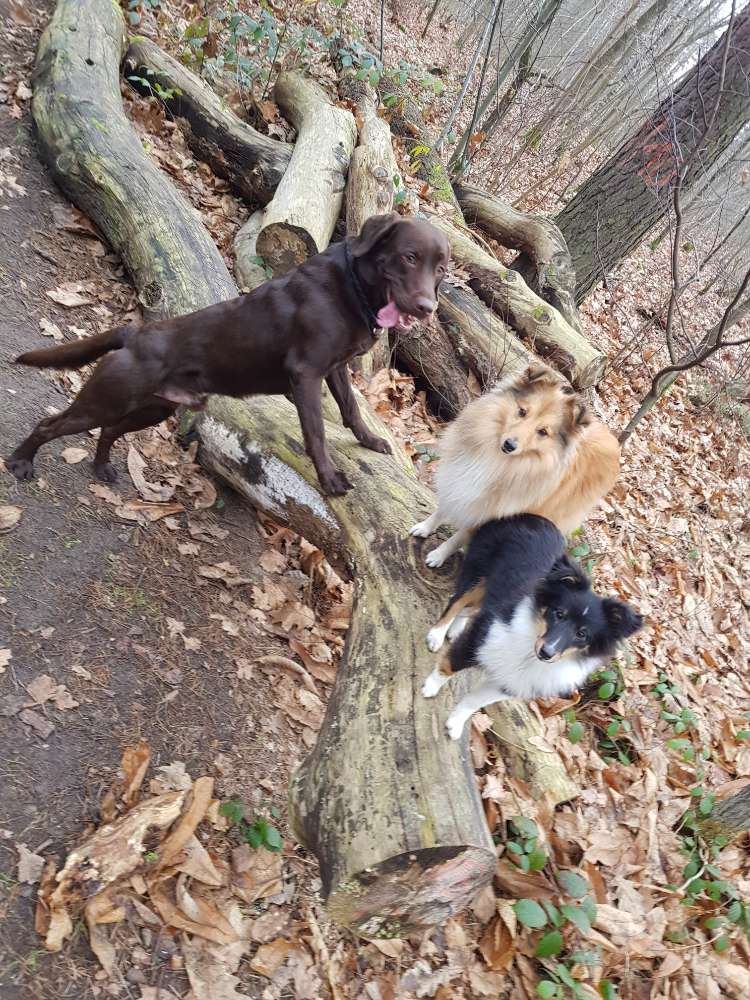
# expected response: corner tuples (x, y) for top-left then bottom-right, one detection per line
(124, 38), (291, 206)
(430, 216), (605, 388)
(256, 72), (356, 273)
(438, 284), (533, 388)
(35, 0), (576, 938)
(455, 183), (581, 333)
(32, 0), (236, 318)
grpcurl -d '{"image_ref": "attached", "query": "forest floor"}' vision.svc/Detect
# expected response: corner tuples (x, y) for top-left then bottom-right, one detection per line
(1, 2), (750, 1000)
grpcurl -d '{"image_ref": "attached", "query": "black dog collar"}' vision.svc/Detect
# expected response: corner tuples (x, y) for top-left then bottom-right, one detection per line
(344, 241), (381, 332)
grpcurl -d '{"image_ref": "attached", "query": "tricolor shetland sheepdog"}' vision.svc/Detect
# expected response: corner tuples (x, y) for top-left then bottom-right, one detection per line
(422, 515), (643, 740)
(410, 364), (620, 567)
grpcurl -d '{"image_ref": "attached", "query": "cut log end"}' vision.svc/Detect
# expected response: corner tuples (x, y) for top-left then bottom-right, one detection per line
(324, 845), (497, 939)
(256, 223), (319, 274)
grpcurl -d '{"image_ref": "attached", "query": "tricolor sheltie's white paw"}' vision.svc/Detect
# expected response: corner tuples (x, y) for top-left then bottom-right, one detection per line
(446, 713), (465, 741)
(426, 625), (447, 652)
(425, 546), (447, 568)
(447, 614), (469, 640)
(421, 668), (447, 699)
(410, 518), (433, 538)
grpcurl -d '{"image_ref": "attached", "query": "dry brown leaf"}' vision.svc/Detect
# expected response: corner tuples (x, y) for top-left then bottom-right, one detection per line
(199, 562), (252, 587)
(127, 445), (175, 502)
(0, 648), (11, 673)
(60, 447), (88, 464)
(159, 776), (214, 867)
(479, 916), (515, 972)
(174, 834), (223, 886)
(175, 873), (237, 937)
(85, 890), (122, 975)
(121, 499), (184, 522)
(250, 938), (294, 978)
(181, 900), (252, 999)
(26, 674), (78, 711)
(230, 844), (282, 903)
(39, 317), (63, 340)
(154, 760), (192, 792)
(19, 709), (55, 739)
(46, 282), (92, 307)
(250, 908), (290, 944)
(149, 878), (238, 946)
(16, 843), (45, 884)
(44, 789), (186, 951)
(257, 654), (319, 695)
(259, 549), (286, 573)
(0, 505), (22, 532)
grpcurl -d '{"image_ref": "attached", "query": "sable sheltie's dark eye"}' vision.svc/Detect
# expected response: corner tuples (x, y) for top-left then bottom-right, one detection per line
(538, 428), (548, 437)
(403, 252), (417, 265)
(517, 406), (527, 417)
(554, 608), (565, 620)
(576, 627), (588, 641)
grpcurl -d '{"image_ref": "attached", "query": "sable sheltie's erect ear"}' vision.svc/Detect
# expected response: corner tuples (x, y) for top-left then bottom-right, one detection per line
(351, 212), (402, 258)
(602, 598), (643, 640)
(521, 362), (556, 386)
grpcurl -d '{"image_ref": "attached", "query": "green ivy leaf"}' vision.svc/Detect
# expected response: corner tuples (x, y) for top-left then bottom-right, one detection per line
(561, 903), (592, 934)
(513, 899), (548, 929)
(599, 980), (618, 1000)
(219, 798), (244, 826)
(537, 983), (558, 999)
(557, 871), (590, 899)
(263, 824), (283, 852)
(581, 895), (598, 924)
(512, 816), (539, 839)
(535, 931), (563, 958)
(598, 682), (616, 700)
(527, 848), (548, 872)
(713, 934), (731, 953)
(567, 721), (584, 744)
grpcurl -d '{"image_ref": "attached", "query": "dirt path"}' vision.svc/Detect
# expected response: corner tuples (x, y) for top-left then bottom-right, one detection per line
(0, 8), (330, 998)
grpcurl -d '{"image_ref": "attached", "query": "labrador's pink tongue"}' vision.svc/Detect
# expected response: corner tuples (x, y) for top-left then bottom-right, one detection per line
(376, 301), (401, 328)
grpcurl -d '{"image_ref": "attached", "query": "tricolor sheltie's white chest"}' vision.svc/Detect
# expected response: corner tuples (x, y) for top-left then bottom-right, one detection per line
(478, 597), (600, 699)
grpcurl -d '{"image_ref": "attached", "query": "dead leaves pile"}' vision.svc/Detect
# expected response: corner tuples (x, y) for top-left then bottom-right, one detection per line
(33, 741), (298, 998)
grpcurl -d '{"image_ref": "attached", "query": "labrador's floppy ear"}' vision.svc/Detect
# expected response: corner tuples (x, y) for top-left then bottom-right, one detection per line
(351, 212), (402, 258)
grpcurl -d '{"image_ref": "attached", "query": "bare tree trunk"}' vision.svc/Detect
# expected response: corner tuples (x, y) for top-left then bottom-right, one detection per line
(556, 7), (750, 303)
(697, 783), (750, 842)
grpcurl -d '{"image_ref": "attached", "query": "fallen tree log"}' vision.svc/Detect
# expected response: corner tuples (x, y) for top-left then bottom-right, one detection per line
(393, 316), (474, 420)
(32, 0), (235, 317)
(430, 216), (606, 388)
(35, 0), (577, 937)
(439, 283), (533, 387)
(256, 72), (356, 273)
(124, 38), (291, 206)
(455, 183), (581, 333)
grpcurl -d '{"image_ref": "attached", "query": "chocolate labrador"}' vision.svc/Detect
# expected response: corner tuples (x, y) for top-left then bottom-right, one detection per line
(6, 213), (449, 495)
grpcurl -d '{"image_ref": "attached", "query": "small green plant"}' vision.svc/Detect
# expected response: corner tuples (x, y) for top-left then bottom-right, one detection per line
(506, 816), (548, 873)
(563, 707), (584, 744)
(220, 798), (283, 852)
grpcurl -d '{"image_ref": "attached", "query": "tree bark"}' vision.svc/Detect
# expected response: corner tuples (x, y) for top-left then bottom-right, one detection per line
(438, 284), (534, 387)
(233, 210), (267, 293)
(697, 783), (750, 843)
(339, 78), (398, 237)
(124, 38), (291, 207)
(377, 70), (464, 221)
(256, 72), (357, 273)
(555, 7), (750, 303)
(393, 316), (474, 420)
(454, 182), (581, 333)
(35, 0), (578, 938)
(429, 215), (604, 387)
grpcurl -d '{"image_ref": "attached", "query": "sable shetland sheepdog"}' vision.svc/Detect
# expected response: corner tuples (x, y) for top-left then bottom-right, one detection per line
(410, 364), (621, 567)
(422, 516), (643, 740)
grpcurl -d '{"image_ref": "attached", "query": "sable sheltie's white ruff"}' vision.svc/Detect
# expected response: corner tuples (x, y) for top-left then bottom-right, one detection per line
(422, 597), (601, 740)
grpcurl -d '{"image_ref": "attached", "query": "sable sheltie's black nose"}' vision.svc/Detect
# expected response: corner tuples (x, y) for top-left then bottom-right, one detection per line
(537, 645), (553, 661)
(502, 438), (518, 454)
